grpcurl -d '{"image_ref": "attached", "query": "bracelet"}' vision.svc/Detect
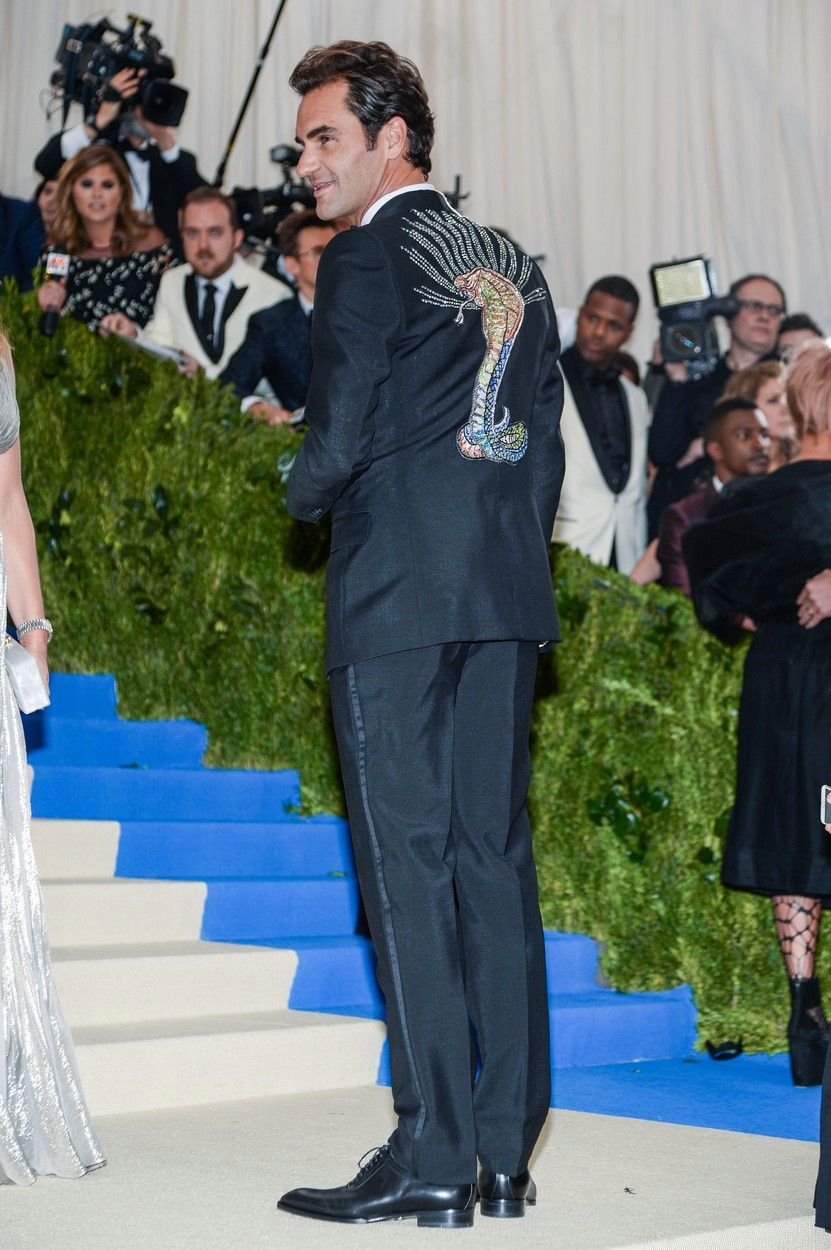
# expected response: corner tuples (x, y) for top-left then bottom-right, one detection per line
(17, 617), (53, 643)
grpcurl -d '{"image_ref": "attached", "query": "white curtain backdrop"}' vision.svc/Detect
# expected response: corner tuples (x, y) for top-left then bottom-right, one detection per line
(1, 0), (829, 361)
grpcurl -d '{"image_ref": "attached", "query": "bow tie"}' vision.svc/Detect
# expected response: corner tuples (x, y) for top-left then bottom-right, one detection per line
(129, 144), (152, 163)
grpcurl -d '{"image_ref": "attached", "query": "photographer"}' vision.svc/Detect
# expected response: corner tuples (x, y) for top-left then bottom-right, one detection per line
(35, 66), (205, 256)
(647, 272), (786, 537)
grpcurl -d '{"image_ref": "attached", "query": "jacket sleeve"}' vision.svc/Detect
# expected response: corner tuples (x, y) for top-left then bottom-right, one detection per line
(286, 229), (399, 522)
(220, 310), (271, 398)
(656, 505), (691, 596)
(648, 379), (698, 467)
(528, 279), (565, 541)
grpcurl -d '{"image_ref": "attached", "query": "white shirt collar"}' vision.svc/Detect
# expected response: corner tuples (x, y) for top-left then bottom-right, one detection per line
(298, 291), (314, 315)
(195, 265), (235, 301)
(361, 182), (436, 226)
(712, 474), (725, 493)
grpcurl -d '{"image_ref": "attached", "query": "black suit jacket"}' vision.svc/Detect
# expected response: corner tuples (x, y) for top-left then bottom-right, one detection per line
(184, 274), (245, 364)
(0, 195), (45, 291)
(35, 132), (205, 256)
(286, 189), (564, 672)
(220, 295), (312, 411)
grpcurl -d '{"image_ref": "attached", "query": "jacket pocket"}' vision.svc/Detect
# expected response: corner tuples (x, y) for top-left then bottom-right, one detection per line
(330, 511), (371, 552)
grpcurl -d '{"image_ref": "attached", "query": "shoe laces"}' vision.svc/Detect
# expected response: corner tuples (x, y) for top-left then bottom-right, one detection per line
(348, 1145), (390, 1188)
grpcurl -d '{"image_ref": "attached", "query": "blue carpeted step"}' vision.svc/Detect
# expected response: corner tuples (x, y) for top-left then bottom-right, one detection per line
(42, 673), (119, 719)
(201, 878), (360, 941)
(550, 1053), (819, 1141)
(548, 986), (696, 1068)
(244, 936), (385, 1015)
(545, 931), (602, 993)
(31, 765), (301, 821)
(25, 716), (208, 768)
(115, 815), (353, 879)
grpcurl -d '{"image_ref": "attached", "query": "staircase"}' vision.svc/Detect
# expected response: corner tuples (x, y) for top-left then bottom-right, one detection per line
(26, 674), (696, 1116)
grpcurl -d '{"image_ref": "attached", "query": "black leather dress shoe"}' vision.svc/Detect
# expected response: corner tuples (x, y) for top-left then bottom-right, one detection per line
(278, 1145), (476, 1227)
(477, 1167), (537, 1217)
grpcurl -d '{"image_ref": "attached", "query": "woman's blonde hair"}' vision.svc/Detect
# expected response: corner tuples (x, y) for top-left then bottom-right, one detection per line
(721, 360), (784, 403)
(49, 145), (145, 256)
(786, 340), (831, 439)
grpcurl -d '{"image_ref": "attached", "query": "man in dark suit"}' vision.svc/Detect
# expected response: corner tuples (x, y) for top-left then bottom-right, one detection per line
(658, 396), (770, 596)
(0, 193), (45, 291)
(220, 209), (335, 423)
(277, 42), (564, 1230)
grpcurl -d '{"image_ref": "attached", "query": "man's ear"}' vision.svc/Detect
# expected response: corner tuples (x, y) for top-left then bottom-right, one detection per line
(383, 114), (409, 160)
(283, 253), (300, 282)
(705, 437), (723, 464)
(233, 228), (244, 251)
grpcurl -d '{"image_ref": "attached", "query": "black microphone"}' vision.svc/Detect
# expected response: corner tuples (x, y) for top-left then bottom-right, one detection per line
(40, 251), (70, 337)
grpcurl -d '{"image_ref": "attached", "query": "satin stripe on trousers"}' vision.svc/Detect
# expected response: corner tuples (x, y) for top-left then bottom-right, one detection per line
(329, 640), (550, 1183)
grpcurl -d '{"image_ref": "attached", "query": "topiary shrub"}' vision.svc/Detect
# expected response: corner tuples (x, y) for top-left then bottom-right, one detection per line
(3, 288), (806, 1050)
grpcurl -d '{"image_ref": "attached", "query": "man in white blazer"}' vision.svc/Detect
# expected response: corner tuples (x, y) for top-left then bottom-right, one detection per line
(552, 276), (649, 573)
(101, 188), (287, 378)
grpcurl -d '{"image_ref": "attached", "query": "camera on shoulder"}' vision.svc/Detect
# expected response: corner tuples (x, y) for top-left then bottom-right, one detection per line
(650, 255), (738, 381)
(50, 13), (188, 129)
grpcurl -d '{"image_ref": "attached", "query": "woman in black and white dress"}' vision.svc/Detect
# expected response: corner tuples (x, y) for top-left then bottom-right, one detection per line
(36, 144), (170, 334)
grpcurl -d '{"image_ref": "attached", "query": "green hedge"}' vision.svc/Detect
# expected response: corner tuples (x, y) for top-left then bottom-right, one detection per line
(3, 288), (808, 1051)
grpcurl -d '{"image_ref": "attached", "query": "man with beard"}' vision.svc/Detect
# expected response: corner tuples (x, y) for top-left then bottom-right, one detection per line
(101, 187), (285, 376)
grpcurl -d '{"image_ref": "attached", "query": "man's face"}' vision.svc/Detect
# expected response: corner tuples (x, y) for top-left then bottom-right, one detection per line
(729, 278), (785, 357)
(708, 408), (771, 481)
(575, 291), (635, 371)
(778, 326), (821, 365)
(181, 201), (243, 279)
(283, 224), (336, 302)
(295, 80), (390, 224)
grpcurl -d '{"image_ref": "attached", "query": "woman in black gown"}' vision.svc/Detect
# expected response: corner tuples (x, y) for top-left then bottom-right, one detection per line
(685, 341), (831, 1100)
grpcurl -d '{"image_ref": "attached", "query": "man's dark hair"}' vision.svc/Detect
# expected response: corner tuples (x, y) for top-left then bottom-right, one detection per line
(277, 209), (330, 258)
(181, 186), (239, 231)
(290, 41), (435, 175)
(585, 275), (640, 319)
(728, 273), (787, 311)
(703, 395), (760, 444)
(779, 311), (823, 337)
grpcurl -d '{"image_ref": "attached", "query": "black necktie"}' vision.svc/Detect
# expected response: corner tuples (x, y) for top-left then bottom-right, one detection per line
(200, 283), (217, 352)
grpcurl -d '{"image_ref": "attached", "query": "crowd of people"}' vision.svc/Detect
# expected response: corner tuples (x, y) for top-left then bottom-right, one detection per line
(0, 38), (830, 1233)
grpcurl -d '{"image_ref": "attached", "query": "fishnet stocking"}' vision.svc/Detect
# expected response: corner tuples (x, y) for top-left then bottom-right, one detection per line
(772, 894), (822, 980)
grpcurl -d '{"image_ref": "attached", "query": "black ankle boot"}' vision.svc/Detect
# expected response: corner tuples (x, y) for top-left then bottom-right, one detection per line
(788, 976), (830, 1086)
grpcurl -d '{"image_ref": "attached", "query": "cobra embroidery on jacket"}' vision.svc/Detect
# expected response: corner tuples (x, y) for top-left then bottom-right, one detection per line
(401, 209), (546, 463)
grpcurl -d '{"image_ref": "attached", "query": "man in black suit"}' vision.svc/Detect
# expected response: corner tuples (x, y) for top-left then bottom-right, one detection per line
(34, 67), (205, 255)
(0, 192), (45, 291)
(278, 42), (564, 1229)
(220, 209), (335, 424)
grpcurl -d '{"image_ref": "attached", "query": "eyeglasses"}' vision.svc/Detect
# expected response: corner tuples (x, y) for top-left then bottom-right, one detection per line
(294, 245), (327, 259)
(737, 298), (785, 319)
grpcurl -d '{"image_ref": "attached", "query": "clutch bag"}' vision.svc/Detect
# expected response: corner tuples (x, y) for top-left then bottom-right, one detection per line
(4, 634), (50, 713)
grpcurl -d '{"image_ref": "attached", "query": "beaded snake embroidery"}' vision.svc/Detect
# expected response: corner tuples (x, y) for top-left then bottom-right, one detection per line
(401, 208), (546, 464)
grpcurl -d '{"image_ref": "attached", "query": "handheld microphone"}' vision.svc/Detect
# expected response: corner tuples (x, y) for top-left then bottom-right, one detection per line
(40, 251), (70, 337)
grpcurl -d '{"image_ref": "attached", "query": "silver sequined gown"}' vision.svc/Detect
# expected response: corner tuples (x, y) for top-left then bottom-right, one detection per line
(0, 356), (105, 1185)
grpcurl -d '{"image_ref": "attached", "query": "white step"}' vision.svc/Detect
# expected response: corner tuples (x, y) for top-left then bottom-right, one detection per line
(42, 879), (206, 946)
(31, 817), (120, 879)
(51, 941), (298, 1026)
(74, 1011), (387, 1114)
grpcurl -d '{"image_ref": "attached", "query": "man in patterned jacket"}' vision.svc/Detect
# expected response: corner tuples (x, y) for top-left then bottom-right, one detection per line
(279, 41), (564, 1229)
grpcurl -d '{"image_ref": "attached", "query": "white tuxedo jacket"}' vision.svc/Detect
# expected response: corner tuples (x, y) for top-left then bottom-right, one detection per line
(141, 255), (288, 378)
(552, 370), (650, 573)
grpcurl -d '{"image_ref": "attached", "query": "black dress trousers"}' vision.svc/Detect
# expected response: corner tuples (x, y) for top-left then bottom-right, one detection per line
(329, 639), (550, 1184)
